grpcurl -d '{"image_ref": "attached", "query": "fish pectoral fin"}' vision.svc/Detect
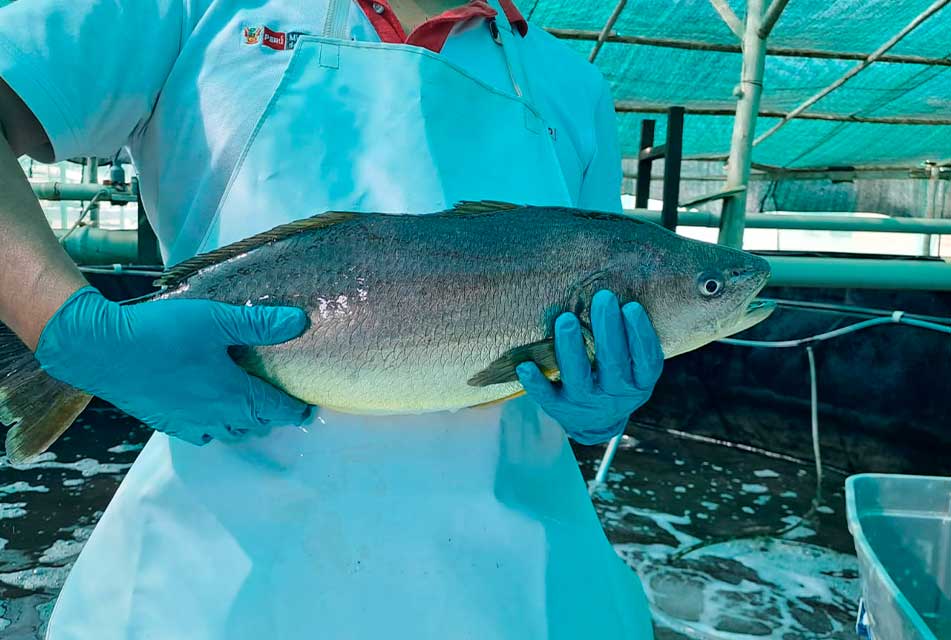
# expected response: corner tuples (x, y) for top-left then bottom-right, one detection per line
(467, 339), (559, 387)
(469, 389), (527, 409)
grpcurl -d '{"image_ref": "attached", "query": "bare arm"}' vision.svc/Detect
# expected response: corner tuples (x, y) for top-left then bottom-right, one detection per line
(0, 79), (87, 350)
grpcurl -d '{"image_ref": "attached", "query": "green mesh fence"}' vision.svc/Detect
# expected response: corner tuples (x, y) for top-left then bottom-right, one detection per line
(518, 0), (951, 168)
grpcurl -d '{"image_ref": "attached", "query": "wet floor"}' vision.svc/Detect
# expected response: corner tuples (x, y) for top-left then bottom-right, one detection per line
(0, 408), (859, 639)
(579, 429), (859, 639)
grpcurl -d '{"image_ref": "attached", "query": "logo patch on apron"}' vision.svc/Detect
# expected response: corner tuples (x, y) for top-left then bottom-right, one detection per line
(242, 26), (308, 50)
(262, 27), (286, 50)
(243, 26), (262, 45)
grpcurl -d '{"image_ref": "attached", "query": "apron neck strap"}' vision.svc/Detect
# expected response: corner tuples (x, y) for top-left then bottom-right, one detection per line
(322, 0), (524, 42)
(323, 0), (352, 39)
(319, 0), (532, 102)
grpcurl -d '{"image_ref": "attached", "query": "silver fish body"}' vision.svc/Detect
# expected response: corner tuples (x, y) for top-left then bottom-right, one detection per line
(158, 205), (773, 414)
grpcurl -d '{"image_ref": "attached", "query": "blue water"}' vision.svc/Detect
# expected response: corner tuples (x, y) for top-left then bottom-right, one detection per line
(0, 409), (859, 639)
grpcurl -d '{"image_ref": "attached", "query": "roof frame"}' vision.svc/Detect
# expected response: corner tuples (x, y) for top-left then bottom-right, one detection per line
(615, 102), (951, 126)
(753, 0), (951, 146)
(588, 0), (627, 62)
(547, 30), (951, 69)
(709, 0), (744, 39)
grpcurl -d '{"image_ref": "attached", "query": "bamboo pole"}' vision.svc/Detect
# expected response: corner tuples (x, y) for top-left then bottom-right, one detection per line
(758, 0), (790, 38)
(719, 0), (768, 247)
(709, 0), (744, 39)
(589, 0), (627, 63)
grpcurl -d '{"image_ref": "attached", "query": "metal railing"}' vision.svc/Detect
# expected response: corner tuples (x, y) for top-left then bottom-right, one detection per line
(32, 181), (951, 291)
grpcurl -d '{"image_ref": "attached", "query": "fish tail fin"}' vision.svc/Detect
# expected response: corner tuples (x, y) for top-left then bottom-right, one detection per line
(0, 323), (91, 464)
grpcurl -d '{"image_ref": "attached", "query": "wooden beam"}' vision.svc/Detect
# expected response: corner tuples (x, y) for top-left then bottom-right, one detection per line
(546, 28), (951, 67)
(680, 185), (747, 208)
(614, 102), (951, 126)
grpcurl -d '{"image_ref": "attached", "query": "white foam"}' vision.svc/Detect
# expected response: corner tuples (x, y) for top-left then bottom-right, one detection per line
(621, 538), (859, 640)
(754, 469), (780, 478)
(0, 481), (49, 495)
(0, 503), (27, 519)
(39, 538), (85, 565)
(741, 483), (769, 494)
(1, 453), (131, 477)
(106, 443), (144, 454)
(0, 565), (71, 592)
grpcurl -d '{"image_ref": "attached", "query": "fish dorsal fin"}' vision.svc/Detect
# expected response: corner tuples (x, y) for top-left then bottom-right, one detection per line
(154, 211), (358, 287)
(442, 200), (522, 217)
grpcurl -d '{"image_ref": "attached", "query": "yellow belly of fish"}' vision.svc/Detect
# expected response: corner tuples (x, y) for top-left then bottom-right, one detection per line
(269, 360), (525, 415)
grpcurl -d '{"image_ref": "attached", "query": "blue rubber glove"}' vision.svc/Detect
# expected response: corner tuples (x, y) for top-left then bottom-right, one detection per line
(517, 290), (663, 445)
(35, 286), (311, 445)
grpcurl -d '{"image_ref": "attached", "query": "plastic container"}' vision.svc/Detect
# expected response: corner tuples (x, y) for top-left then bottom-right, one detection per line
(846, 474), (951, 640)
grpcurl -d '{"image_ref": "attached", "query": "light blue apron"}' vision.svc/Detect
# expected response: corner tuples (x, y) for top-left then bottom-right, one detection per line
(47, 2), (653, 637)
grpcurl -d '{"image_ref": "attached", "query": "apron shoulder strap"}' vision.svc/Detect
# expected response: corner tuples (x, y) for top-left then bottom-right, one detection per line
(323, 0), (352, 39)
(321, 0), (526, 41)
(319, 0), (534, 104)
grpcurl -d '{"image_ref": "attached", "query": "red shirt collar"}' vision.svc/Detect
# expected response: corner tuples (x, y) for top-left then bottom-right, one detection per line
(356, 0), (528, 53)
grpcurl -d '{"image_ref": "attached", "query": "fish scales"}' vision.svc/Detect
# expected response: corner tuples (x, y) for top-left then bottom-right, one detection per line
(157, 207), (771, 415)
(1, 204), (775, 462)
(165, 211), (600, 413)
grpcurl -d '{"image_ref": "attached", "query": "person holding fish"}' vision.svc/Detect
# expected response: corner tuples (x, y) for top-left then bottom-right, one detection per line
(0, 0), (770, 637)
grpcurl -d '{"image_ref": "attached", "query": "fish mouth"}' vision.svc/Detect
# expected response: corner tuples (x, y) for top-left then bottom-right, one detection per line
(721, 299), (777, 337)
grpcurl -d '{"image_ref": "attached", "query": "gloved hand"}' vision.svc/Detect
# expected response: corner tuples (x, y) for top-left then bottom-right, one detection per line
(35, 286), (311, 445)
(517, 290), (663, 445)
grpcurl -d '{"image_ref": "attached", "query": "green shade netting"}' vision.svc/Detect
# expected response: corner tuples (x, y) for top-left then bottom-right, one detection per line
(516, 0), (951, 168)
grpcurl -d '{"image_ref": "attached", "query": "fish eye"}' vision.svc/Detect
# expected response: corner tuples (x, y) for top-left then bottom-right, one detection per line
(698, 275), (724, 297)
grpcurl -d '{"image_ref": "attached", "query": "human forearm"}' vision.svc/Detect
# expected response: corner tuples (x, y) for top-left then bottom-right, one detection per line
(0, 131), (87, 349)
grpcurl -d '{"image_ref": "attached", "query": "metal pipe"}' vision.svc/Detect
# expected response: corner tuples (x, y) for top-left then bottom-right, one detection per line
(754, 0), (951, 147)
(32, 182), (137, 203)
(588, 0), (626, 63)
(55, 227), (138, 265)
(634, 120), (655, 209)
(85, 158), (100, 225)
(625, 167), (951, 182)
(766, 256), (951, 290)
(547, 29), (951, 67)
(661, 107), (685, 230)
(719, 0), (767, 248)
(591, 435), (622, 493)
(924, 163), (940, 256)
(626, 209), (951, 234)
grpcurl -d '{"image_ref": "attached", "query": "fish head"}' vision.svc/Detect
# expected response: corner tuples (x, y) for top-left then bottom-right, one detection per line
(610, 231), (774, 358)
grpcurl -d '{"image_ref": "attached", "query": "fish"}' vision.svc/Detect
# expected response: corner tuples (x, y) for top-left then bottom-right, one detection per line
(0, 202), (775, 463)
